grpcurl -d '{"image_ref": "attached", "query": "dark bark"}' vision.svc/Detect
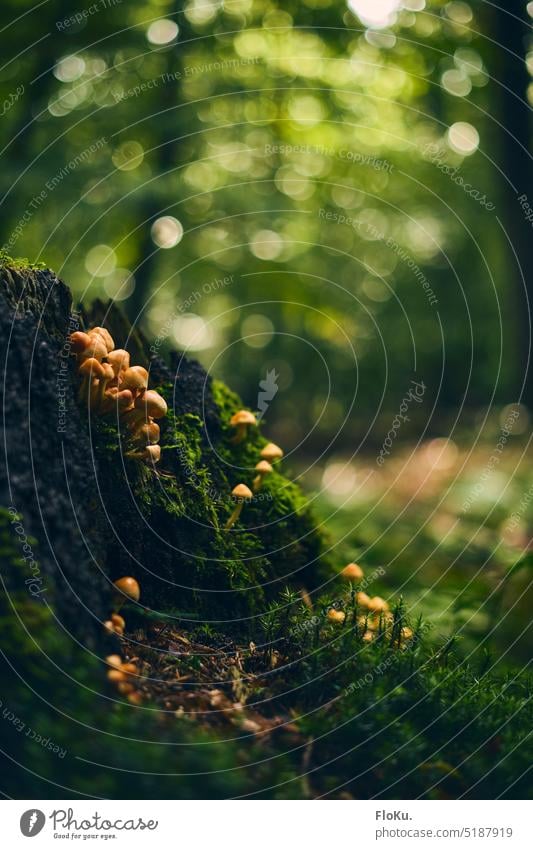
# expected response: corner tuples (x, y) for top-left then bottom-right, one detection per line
(488, 1), (533, 403)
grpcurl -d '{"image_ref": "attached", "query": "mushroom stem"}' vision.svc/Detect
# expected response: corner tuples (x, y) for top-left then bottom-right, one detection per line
(252, 460), (272, 492)
(230, 422), (247, 444)
(225, 501), (244, 530)
(96, 371), (113, 411)
(78, 375), (89, 404)
(124, 444), (161, 465)
(224, 483), (253, 530)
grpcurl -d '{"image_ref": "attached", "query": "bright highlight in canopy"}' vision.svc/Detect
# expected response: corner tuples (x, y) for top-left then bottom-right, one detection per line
(348, 0), (403, 28)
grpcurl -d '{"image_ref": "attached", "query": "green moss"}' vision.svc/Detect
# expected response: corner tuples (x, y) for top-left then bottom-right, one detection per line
(0, 251), (47, 271)
(83, 377), (332, 625)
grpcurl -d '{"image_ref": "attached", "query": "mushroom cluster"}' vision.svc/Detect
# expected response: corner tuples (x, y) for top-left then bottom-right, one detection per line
(325, 562), (405, 644)
(102, 576), (143, 703)
(225, 408), (285, 529)
(103, 576), (141, 635)
(105, 654), (142, 704)
(71, 325), (167, 464)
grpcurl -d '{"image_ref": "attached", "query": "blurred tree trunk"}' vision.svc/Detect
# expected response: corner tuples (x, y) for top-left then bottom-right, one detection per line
(485, 1), (533, 405)
(126, 4), (191, 323)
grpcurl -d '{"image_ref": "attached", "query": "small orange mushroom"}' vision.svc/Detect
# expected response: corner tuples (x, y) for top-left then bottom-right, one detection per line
(78, 357), (105, 404)
(113, 576), (140, 609)
(225, 483), (253, 529)
(253, 460), (272, 492)
(77, 334), (108, 363)
(327, 608), (346, 624)
(87, 326), (114, 352)
(229, 410), (257, 444)
(367, 596), (389, 613)
(355, 591), (371, 609)
(69, 331), (91, 354)
(260, 442), (283, 462)
(120, 366), (148, 398)
(107, 348), (130, 378)
(341, 563), (364, 583)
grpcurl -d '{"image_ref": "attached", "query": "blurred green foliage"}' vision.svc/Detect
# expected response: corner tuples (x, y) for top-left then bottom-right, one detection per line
(2, 0), (531, 449)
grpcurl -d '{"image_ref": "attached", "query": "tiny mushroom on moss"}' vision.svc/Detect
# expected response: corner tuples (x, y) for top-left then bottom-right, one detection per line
(107, 668), (126, 683)
(355, 591), (371, 609)
(113, 576), (140, 609)
(327, 608), (346, 624)
(367, 596), (389, 613)
(225, 483), (253, 529)
(127, 691), (143, 705)
(253, 459), (272, 492)
(341, 562), (364, 583)
(260, 442), (284, 462)
(229, 410), (257, 444)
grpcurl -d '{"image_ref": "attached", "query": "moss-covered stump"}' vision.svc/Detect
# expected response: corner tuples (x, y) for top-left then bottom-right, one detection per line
(2, 259), (531, 801)
(0, 261), (328, 643)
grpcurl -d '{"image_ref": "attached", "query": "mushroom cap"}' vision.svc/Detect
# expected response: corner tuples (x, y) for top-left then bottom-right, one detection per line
(113, 576), (141, 602)
(231, 483), (253, 500)
(121, 365), (149, 393)
(255, 460), (273, 475)
(137, 421), (160, 444)
(367, 596), (389, 613)
(230, 410), (257, 427)
(69, 331), (91, 353)
(105, 654), (123, 668)
(144, 444), (161, 463)
(355, 591), (371, 608)
(101, 363), (115, 381)
(135, 389), (168, 419)
(107, 348), (130, 376)
(341, 562), (364, 582)
(107, 668), (126, 682)
(115, 389), (134, 410)
(260, 442), (284, 461)
(88, 326), (114, 352)
(327, 608), (346, 624)
(78, 335), (108, 362)
(79, 357), (105, 378)
(111, 613), (126, 629)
